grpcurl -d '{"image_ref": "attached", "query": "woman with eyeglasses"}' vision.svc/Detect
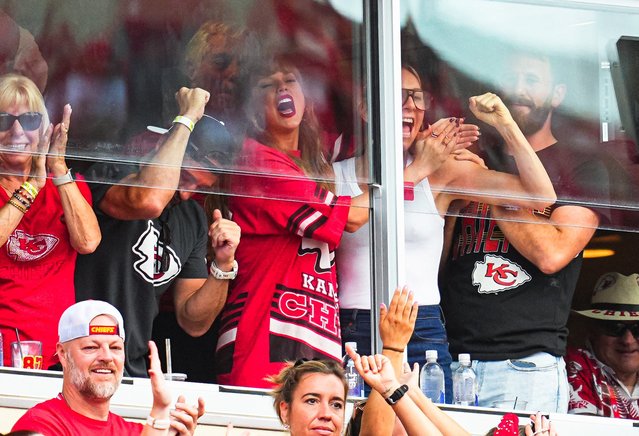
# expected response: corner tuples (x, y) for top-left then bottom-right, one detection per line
(0, 73), (100, 369)
(334, 64), (557, 409)
(270, 358), (348, 436)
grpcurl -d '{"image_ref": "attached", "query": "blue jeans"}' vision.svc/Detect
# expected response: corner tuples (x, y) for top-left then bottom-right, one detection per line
(340, 305), (453, 403)
(449, 352), (568, 412)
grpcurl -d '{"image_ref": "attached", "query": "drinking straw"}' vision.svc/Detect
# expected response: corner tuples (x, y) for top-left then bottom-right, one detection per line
(165, 338), (172, 378)
(513, 396), (518, 409)
(14, 328), (24, 365)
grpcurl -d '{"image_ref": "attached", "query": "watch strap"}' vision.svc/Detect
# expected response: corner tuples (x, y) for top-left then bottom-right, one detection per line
(209, 259), (238, 280)
(385, 384), (409, 405)
(52, 168), (74, 186)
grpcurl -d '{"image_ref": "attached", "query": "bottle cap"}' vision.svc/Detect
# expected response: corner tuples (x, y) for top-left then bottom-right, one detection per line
(345, 342), (358, 352)
(425, 350), (438, 361)
(458, 353), (471, 365)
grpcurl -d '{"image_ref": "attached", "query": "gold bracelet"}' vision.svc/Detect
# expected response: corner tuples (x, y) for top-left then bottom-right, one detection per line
(8, 198), (27, 214)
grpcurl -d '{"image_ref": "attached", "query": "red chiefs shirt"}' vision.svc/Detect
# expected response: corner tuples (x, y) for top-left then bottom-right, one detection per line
(567, 347), (639, 419)
(216, 138), (350, 388)
(0, 178), (92, 368)
(12, 394), (144, 435)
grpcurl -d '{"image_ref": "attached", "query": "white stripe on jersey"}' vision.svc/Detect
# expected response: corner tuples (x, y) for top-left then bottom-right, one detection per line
(216, 327), (238, 351)
(270, 318), (341, 360)
(296, 211), (323, 237)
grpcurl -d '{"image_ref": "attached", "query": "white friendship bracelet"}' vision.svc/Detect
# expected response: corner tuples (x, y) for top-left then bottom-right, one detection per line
(52, 168), (74, 187)
(172, 115), (195, 132)
(146, 415), (171, 430)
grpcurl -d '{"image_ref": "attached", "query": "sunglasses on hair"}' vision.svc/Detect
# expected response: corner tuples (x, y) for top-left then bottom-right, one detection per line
(0, 112), (43, 132)
(598, 321), (639, 338)
(401, 89), (431, 111)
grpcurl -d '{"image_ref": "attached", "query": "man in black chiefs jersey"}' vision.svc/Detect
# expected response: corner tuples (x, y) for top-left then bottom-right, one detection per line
(441, 50), (611, 413)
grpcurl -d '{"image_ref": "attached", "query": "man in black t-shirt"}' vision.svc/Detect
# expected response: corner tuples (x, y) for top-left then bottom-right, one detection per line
(441, 52), (610, 413)
(75, 88), (241, 377)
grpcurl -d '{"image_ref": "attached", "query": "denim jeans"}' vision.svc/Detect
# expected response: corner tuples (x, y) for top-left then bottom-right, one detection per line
(449, 352), (568, 412)
(340, 305), (453, 403)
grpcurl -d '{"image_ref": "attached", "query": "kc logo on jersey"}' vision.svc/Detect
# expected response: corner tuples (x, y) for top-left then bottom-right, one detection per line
(472, 254), (531, 294)
(299, 237), (334, 273)
(132, 221), (182, 286)
(7, 230), (59, 261)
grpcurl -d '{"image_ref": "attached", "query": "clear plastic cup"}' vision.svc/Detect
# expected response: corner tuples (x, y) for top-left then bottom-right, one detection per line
(11, 341), (43, 369)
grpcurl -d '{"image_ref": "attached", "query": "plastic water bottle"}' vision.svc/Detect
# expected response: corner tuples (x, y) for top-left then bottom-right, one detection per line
(453, 353), (477, 406)
(344, 342), (365, 398)
(420, 349), (445, 403)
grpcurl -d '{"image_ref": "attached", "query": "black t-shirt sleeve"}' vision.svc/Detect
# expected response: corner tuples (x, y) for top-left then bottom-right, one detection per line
(80, 161), (141, 213)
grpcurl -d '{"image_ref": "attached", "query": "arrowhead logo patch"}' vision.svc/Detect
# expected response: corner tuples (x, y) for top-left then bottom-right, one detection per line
(472, 254), (531, 294)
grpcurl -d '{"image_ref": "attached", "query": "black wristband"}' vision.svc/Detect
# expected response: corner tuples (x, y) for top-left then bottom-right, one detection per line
(385, 384), (409, 405)
(382, 346), (405, 353)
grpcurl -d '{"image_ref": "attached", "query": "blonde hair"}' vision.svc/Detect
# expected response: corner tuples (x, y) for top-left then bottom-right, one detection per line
(0, 73), (49, 129)
(184, 21), (246, 78)
(269, 359), (347, 424)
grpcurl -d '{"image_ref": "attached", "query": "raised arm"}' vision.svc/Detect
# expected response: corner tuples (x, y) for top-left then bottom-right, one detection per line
(359, 287), (418, 436)
(346, 346), (443, 436)
(432, 93), (556, 212)
(173, 208), (240, 336)
(99, 87), (210, 220)
(489, 204), (598, 274)
(404, 118), (479, 186)
(142, 340), (172, 436)
(0, 124), (49, 247)
(47, 104), (101, 253)
(345, 118), (479, 234)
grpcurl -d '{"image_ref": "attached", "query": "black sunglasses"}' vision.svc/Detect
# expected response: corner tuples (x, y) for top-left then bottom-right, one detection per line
(0, 112), (43, 132)
(401, 89), (431, 111)
(598, 321), (639, 338)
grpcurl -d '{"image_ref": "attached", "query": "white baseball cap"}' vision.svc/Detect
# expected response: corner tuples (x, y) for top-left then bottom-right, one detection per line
(58, 300), (125, 343)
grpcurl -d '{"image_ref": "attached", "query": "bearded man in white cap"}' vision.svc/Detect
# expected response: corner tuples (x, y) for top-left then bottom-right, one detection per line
(12, 300), (204, 435)
(567, 272), (639, 419)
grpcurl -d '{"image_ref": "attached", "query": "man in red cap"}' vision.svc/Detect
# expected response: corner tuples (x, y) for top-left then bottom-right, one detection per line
(12, 300), (204, 434)
(567, 272), (639, 419)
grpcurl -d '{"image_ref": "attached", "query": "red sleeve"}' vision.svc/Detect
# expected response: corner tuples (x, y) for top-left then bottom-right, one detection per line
(232, 140), (350, 247)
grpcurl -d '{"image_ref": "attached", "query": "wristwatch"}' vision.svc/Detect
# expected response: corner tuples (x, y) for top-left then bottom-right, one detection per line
(385, 384), (409, 405)
(52, 168), (74, 186)
(209, 259), (238, 280)
(146, 415), (171, 430)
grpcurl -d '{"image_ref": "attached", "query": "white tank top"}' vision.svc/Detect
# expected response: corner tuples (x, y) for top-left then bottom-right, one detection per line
(333, 157), (444, 308)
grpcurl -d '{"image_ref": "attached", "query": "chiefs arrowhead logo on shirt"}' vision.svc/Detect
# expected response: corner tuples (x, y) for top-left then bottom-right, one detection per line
(132, 220), (182, 286)
(7, 230), (59, 261)
(472, 254), (531, 294)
